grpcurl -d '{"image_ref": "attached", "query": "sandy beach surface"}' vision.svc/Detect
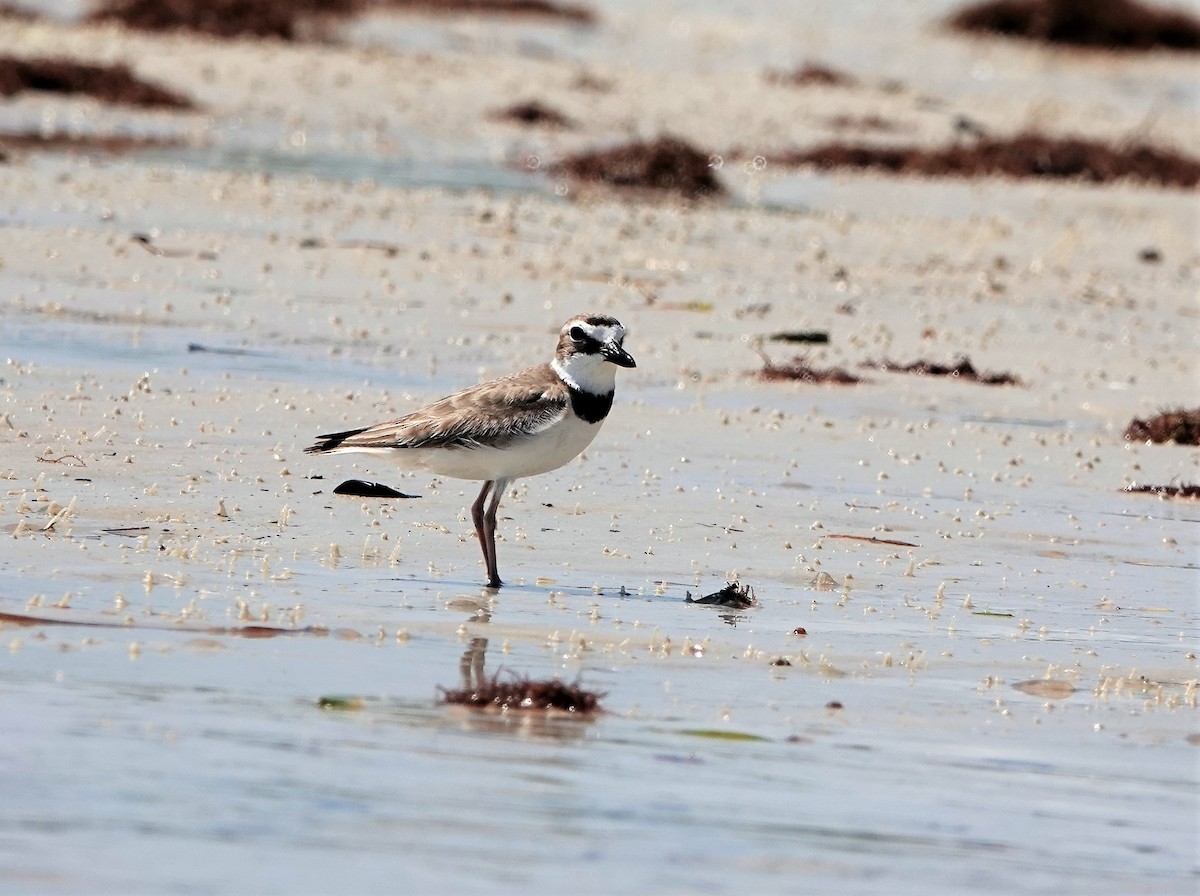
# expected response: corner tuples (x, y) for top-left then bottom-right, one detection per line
(1, 2), (1197, 893)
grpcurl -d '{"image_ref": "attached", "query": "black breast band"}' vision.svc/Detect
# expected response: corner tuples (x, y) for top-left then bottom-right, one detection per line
(569, 388), (614, 424)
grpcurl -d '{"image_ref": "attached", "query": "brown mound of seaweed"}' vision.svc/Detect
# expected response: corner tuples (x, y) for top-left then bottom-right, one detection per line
(1124, 408), (1200, 445)
(0, 56), (193, 108)
(768, 133), (1200, 188)
(555, 136), (724, 199)
(87, 0), (365, 40)
(440, 673), (603, 714)
(946, 0), (1200, 51)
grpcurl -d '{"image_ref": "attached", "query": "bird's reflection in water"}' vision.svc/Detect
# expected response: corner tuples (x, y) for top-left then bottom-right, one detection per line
(458, 636), (489, 693)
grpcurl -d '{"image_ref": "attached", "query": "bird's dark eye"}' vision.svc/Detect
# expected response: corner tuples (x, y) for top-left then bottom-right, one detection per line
(568, 325), (588, 341)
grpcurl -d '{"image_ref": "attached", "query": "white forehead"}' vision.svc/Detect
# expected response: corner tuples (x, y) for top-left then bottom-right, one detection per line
(569, 319), (626, 342)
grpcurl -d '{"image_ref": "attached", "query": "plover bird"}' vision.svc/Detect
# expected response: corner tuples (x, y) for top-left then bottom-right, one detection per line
(305, 314), (636, 588)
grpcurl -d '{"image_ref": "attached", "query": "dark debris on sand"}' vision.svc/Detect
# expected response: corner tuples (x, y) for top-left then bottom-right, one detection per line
(439, 673), (603, 714)
(867, 356), (1022, 386)
(0, 131), (184, 156)
(756, 355), (865, 385)
(769, 132), (1200, 188)
(946, 0), (1200, 51)
(386, 0), (595, 24)
(1124, 407), (1200, 445)
(767, 330), (830, 345)
(554, 136), (724, 200)
(332, 479), (417, 498)
(89, 0), (593, 39)
(686, 582), (758, 609)
(0, 56), (193, 108)
(1122, 483), (1200, 500)
(87, 0), (366, 40)
(824, 113), (901, 133)
(0, 4), (40, 20)
(765, 62), (857, 87)
(491, 100), (574, 128)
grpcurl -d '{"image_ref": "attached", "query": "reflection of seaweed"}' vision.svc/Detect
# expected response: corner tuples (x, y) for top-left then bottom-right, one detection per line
(686, 582), (758, 609)
(439, 672), (603, 714)
(1124, 408), (1200, 445)
(946, 0), (1200, 51)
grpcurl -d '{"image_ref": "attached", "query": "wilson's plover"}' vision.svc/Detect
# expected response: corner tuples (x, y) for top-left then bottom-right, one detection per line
(305, 314), (636, 588)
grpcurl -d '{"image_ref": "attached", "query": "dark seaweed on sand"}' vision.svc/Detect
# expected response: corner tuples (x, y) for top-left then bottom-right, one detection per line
(439, 673), (603, 714)
(946, 0), (1200, 51)
(387, 0), (594, 24)
(1122, 483), (1200, 500)
(88, 0), (366, 40)
(555, 136), (724, 199)
(757, 356), (865, 385)
(769, 133), (1200, 188)
(867, 356), (1022, 386)
(1124, 408), (1200, 445)
(89, 0), (593, 39)
(0, 56), (193, 108)
(332, 479), (417, 498)
(491, 101), (574, 128)
(765, 62), (856, 87)
(768, 331), (830, 345)
(0, 132), (184, 155)
(686, 582), (758, 609)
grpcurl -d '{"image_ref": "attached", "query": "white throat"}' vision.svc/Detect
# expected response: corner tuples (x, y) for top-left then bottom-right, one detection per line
(552, 354), (617, 395)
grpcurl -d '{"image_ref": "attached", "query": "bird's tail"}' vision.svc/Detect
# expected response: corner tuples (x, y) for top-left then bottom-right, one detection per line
(304, 427), (369, 454)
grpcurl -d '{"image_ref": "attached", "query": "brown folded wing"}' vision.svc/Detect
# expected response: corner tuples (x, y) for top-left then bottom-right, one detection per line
(306, 364), (569, 454)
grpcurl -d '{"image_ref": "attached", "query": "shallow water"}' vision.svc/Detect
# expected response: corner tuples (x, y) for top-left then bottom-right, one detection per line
(4, 570), (1195, 895)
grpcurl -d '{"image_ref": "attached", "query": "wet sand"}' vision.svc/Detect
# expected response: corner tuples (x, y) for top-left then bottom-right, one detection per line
(1, 2), (1197, 893)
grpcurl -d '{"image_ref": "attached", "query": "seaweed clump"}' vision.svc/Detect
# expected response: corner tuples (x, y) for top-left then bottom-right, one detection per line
(686, 582), (758, 609)
(757, 355), (865, 385)
(1124, 407), (1200, 445)
(868, 356), (1022, 386)
(1122, 483), (1200, 500)
(555, 136), (724, 199)
(946, 0), (1200, 51)
(439, 673), (603, 714)
(387, 0), (594, 24)
(769, 133), (1200, 188)
(0, 131), (183, 156)
(491, 100), (574, 128)
(88, 0), (366, 40)
(0, 56), (193, 108)
(765, 62), (856, 87)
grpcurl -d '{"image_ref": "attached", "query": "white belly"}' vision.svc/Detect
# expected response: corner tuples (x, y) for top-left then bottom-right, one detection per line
(372, 414), (605, 482)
